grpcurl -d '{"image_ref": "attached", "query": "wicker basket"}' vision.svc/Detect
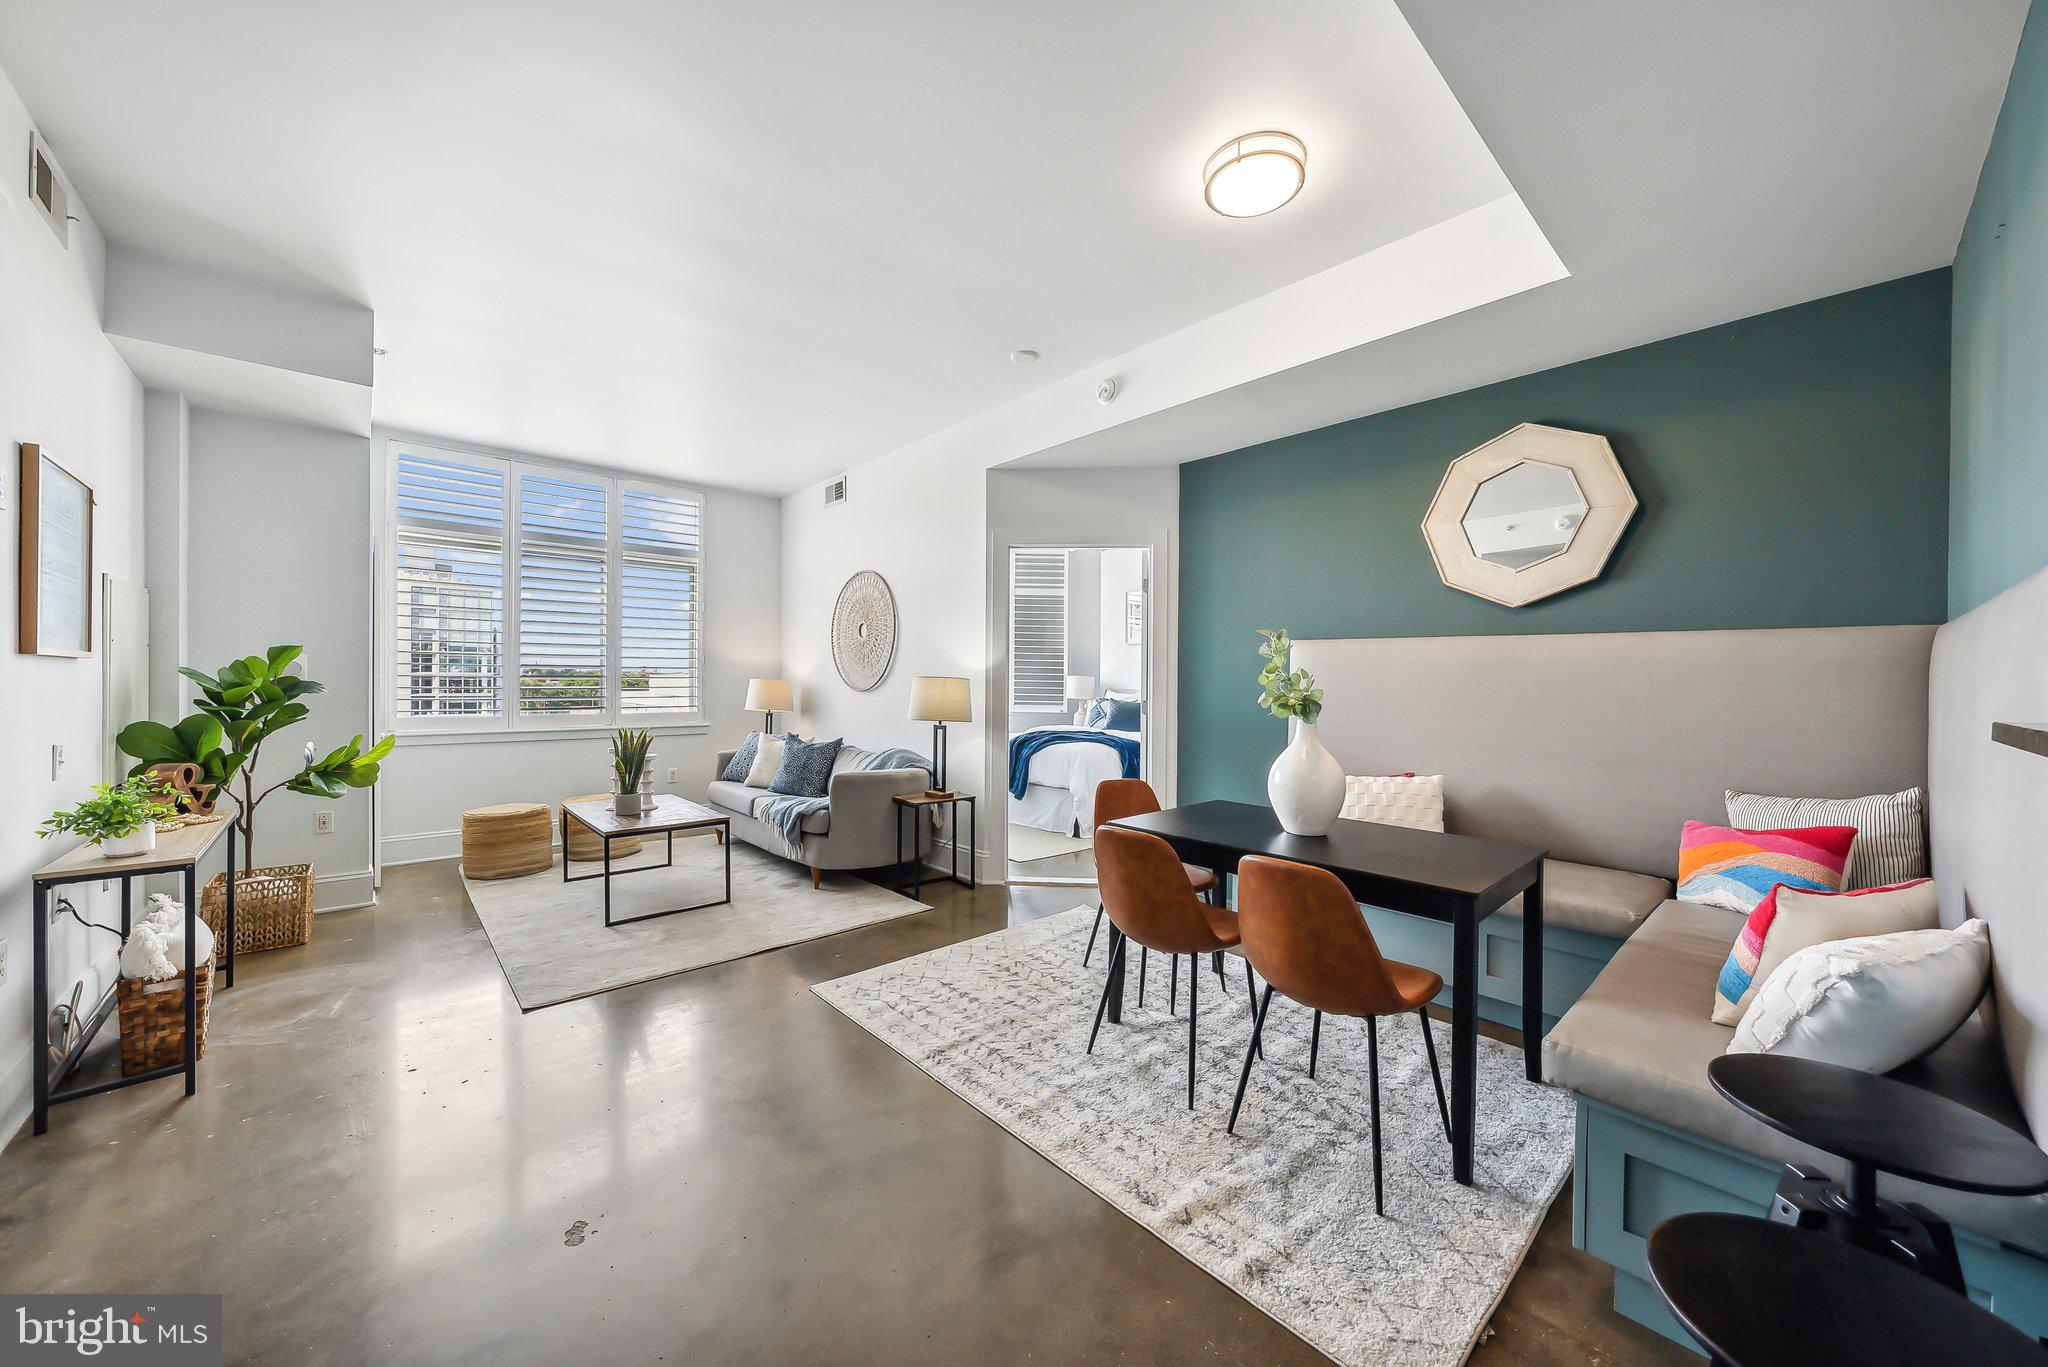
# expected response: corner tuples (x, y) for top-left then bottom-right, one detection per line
(201, 863), (315, 955)
(116, 961), (214, 1076)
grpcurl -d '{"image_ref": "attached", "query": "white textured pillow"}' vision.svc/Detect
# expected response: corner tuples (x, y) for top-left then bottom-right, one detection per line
(1728, 920), (1990, 1072)
(744, 733), (788, 787)
(1340, 775), (1445, 832)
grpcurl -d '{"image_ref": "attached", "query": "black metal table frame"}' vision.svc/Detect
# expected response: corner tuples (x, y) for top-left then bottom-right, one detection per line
(894, 794), (977, 899)
(32, 822), (237, 1136)
(563, 813), (732, 926)
(1101, 814), (1542, 1188)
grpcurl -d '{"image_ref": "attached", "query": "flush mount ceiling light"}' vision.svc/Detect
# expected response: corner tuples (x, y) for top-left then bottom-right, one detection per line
(1009, 349), (1040, 364)
(1203, 130), (1307, 218)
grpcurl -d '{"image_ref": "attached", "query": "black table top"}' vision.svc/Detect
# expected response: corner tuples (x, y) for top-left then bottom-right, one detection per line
(1105, 801), (1544, 900)
(1648, 1212), (2047, 1366)
(1709, 1054), (2048, 1196)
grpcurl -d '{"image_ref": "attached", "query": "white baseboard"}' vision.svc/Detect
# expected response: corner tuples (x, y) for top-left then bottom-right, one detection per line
(314, 868), (378, 913)
(380, 828), (461, 867)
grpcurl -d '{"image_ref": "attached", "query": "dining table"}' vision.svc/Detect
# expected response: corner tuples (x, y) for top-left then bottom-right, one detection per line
(1102, 800), (1547, 1186)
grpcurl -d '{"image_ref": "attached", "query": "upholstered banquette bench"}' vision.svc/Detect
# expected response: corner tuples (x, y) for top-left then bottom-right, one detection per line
(1296, 616), (2048, 1346)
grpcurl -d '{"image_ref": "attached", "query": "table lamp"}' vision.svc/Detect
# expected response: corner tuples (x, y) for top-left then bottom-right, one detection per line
(908, 676), (971, 796)
(745, 678), (794, 734)
(1065, 674), (1097, 726)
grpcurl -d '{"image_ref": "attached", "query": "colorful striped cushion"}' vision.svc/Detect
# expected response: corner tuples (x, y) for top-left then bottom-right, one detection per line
(1712, 877), (1937, 1025)
(1675, 820), (1856, 915)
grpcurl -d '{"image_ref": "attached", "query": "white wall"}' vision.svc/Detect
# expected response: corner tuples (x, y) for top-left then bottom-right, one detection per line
(141, 391), (189, 722)
(1098, 547), (1145, 694)
(0, 68), (147, 1141)
(185, 408), (376, 910)
(374, 432), (783, 865)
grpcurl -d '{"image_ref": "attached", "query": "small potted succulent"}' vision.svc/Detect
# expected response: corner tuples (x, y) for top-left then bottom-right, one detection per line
(611, 727), (655, 816)
(38, 775), (181, 858)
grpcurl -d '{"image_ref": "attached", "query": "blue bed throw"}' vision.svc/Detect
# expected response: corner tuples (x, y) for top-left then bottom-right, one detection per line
(1006, 729), (1140, 799)
(755, 746), (932, 849)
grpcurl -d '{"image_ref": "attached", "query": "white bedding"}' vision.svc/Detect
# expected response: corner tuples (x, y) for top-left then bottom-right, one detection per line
(1011, 726), (1141, 836)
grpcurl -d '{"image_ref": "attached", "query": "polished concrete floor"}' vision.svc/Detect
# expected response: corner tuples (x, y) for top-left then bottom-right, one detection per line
(0, 862), (1690, 1365)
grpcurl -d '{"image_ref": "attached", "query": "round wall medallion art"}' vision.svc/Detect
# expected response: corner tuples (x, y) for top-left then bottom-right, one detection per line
(831, 570), (898, 691)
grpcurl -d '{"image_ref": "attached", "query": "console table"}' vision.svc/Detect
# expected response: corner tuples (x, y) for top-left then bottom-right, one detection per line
(31, 818), (236, 1135)
(1708, 1052), (2048, 1291)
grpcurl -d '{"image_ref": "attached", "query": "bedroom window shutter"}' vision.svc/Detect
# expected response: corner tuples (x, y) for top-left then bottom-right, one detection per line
(1011, 549), (1069, 712)
(618, 485), (703, 716)
(516, 471), (610, 718)
(393, 450), (507, 720)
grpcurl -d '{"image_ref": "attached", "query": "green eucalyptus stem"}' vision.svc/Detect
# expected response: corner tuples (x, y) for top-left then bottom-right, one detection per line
(1255, 628), (1325, 726)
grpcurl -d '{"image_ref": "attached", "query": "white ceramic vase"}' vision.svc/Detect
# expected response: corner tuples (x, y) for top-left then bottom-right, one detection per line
(100, 825), (157, 859)
(1267, 718), (1345, 837)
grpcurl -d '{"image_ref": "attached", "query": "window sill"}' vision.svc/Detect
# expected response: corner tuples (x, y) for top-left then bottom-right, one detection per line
(394, 721), (709, 748)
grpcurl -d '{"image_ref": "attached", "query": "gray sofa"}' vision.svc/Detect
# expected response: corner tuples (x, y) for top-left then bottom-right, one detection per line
(709, 743), (935, 887)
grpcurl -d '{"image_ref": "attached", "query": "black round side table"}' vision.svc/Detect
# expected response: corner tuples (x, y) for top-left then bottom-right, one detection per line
(1708, 1053), (2048, 1292)
(1647, 1212), (2047, 1366)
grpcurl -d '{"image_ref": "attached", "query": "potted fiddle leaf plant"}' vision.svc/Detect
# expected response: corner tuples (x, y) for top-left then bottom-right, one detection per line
(37, 774), (181, 859)
(1257, 628), (1343, 836)
(117, 644), (395, 953)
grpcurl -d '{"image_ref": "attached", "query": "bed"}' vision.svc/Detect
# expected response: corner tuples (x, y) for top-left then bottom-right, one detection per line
(1007, 712), (1142, 837)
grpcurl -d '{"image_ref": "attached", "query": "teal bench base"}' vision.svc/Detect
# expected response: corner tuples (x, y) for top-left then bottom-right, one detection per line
(1357, 905), (1625, 1036)
(1570, 1095), (2048, 1352)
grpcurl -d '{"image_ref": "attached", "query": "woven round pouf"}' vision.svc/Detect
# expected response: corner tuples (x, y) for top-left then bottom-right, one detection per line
(562, 794), (644, 863)
(461, 803), (554, 880)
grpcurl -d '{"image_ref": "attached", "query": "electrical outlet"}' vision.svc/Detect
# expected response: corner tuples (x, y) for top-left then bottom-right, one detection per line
(50, 743), (64, 779)
(314, 811), (334, 835)
(667, 767), (678, 784)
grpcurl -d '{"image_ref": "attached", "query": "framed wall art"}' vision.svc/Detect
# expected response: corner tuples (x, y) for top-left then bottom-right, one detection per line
(18, 443), (95, 657)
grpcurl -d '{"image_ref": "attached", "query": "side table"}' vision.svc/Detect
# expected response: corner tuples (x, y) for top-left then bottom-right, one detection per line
(1708, 1052), (2048, 1292)
(893, 792), (976, 899)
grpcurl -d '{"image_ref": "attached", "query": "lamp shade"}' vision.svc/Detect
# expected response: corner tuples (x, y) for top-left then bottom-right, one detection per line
(908, 676), (972, 723)
(745, 678), (794, 713)
(1064, 674), (1097, 700)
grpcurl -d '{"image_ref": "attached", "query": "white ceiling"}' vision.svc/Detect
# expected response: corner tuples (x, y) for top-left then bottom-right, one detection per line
(1009, 0), (2030, 472)
(0, 0), (1519, 496)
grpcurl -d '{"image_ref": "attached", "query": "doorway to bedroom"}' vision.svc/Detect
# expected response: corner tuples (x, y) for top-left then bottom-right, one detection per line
(1003, 545), (1149, 885)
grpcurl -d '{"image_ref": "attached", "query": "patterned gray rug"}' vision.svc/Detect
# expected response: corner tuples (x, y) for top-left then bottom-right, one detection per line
(813, 907), (1574, 1366)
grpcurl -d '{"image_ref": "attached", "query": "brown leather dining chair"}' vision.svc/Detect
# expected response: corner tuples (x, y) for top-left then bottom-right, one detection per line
(1227, 854), (1455, 1215)
(1084, 779), (1222, 1010)
(1089, 825), (1248, 1109)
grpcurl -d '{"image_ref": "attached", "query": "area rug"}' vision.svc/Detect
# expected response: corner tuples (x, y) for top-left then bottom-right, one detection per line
(463, 834), (930, 1010)
(1005, 822), (1093, 863)
(813, 907), (1574, 1367)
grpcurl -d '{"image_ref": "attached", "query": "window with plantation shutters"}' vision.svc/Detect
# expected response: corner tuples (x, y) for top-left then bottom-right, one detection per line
(516, 471), (609, 718)
(386, 443), (704, 733)
(393, 450), (507, 720)
(619, 485), (702, 715)
(1010, 549), (1068, 713)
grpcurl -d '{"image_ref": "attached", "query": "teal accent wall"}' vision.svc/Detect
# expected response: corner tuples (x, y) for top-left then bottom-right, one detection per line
(1952, 1), (2048, 617)
(1180, 271), (1952, 804)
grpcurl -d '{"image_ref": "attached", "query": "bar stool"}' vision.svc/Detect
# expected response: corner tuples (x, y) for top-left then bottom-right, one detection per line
(1227, 854), (1454, 1215)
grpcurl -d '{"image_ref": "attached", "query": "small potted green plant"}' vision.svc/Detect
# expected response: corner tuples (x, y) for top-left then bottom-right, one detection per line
(38, 775), (181, 859)
(611, 727), (654, 816)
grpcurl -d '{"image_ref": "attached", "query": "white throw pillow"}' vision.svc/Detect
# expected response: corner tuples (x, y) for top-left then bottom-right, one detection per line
(1339, 775), (1445, 832)
(744, 733), (788, 787)
(1728, 920), (1991, 1072)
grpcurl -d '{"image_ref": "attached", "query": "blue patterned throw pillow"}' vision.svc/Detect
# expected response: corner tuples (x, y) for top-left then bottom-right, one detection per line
(721, 731), (764, 783)
(771, 736), (844, 797)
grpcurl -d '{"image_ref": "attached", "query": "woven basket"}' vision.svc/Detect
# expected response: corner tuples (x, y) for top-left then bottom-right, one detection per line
(201, 863), (315, 955)
(117, 961), (214, 1076)
(562, 794), (644, 862)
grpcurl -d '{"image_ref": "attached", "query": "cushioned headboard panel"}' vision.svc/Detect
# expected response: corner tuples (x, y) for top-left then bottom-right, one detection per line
(1931, 566), (2048, 1140)
(1295, 625), (1934, 879)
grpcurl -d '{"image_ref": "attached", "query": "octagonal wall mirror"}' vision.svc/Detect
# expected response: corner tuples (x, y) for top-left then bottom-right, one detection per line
(1422, 424), (1637, 607)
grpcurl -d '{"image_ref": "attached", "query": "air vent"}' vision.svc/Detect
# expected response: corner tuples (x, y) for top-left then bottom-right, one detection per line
(28, 133), (69, 248)
(823, 475), (848, 507)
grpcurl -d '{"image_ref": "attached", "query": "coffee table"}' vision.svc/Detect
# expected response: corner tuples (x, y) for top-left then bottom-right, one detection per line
(1708, 1052), (2048, 1292)
(561, 795), (731, 926)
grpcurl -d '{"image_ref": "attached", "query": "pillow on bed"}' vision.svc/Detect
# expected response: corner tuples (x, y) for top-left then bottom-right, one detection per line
(1339, 775), (1444, 832)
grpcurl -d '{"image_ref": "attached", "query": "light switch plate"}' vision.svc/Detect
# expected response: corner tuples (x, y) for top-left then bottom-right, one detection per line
(51, 743), (64, 779)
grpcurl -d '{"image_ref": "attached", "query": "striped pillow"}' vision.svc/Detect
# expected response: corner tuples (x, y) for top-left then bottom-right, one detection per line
(1724, 788), (1927, 890)
(1675, 820), (1856, 915)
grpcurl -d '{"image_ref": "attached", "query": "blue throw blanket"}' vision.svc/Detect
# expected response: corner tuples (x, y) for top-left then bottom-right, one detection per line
(755, 746), (932, 849)
(1007, 729), (1140, 799)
